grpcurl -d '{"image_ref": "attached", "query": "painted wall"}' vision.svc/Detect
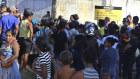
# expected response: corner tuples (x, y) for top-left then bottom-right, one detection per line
(1, 0), (140, 25)
(1, 0), (52, 21)
(55, 0), (140, 24)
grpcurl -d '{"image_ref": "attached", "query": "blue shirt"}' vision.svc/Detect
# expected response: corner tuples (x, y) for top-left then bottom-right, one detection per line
(0, 15), (19, 40)
(99, 48), (118, 76)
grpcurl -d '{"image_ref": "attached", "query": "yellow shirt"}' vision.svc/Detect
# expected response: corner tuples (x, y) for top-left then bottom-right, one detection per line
(19, 20), (30, 38)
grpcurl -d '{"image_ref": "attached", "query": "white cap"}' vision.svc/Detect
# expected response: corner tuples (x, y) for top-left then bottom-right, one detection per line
(10, 6), (18, 11)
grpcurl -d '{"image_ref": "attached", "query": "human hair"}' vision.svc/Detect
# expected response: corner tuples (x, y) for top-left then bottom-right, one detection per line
(133, 16), (139, 23)
(5, 29), (15, 36)
(127, 15), (131, 19)
(49, 22), (55, 28)
(6, 8), (11, 13)
(36, 37), (50, 52)
(73, 14), (79, 20)
(105, 17), (110, 22)
(58, 21), (66, 30)
(120, 27), (128, 34)
(47, 11), (50, 14)
(82, 47), (97, 64)
(24, 8), (30, 13)
(98, 20), (105, 27)
(24, 11), (33, 18)
(60, 51), (73, 65)
(108, 24), (119, 35)
(106, 37), (118, 46)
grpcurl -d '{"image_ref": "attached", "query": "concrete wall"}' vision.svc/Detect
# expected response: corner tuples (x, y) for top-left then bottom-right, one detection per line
(1, 0), (140, 25)
(55, 0), (140, 24)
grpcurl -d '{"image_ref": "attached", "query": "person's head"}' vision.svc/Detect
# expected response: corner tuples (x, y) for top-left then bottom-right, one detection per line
(98, 20), (105, 27)
(105, 17), (110, 23)
(24, 11), (33, 21)
(58, 21), (66, 30)
(73, 14), (79, 21)
(78, 24), (85, 33)
(82, 47), (97, 65)
(127, 15), (132, 21)
(5, 29), (15, 43)
(120, 27), (128, 34)
(35, 37), (50, 52)
(133, 16), (139, 25)
(107, 23), (119, 35)
(6, 8), (11, 13)
(85, 23), (98, 38)
(70, 15), (75, 21)
(111, 21), (116, 25)
(47, 11), (50, 16)
(24, 8), (30, 12)
(49, 22), (56, 30)
(104, 37), (116, 48)
(60, 51), (73, 65)
(9, 6), (18, 16)
(130, 29), (137, 38)
(1, 5), (7, 12)
(85, 21), (90, 25)
(122, 18), (129, 26)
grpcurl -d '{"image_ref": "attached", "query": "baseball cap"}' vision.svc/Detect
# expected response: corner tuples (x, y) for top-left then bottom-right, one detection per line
(10, 6), (18, 11)
(123, 18), (129, 22)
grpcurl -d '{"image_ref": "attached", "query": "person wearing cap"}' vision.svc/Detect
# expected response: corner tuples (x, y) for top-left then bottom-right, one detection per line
(0, 6), (19, 45)
(121, 18), (132, 36)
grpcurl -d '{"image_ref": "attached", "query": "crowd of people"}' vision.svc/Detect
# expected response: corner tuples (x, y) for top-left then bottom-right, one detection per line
(0, 4), (140, 79)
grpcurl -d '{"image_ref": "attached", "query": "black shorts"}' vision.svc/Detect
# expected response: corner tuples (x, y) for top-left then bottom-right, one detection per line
(18, 37), (32, 55)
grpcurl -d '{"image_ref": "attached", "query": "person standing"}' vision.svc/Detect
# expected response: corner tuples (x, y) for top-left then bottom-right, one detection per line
(123, 29), (138, 79)
(42, 11), (51, 20)
(19, 11), (33, 70)
(0, 29), (21, 79)
(32, 37), (52, 79)
(0, 6), (19, 45)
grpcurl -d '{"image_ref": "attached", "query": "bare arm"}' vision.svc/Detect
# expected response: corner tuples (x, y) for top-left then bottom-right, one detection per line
(6, 41), (19, 63)
(15, 25), (19, 37)
(124, 43), (132, 50)
(0, 27), (2, 35)
(27, 22), (33, 41)
(54, 70), (59, 79)
(33, 64), (47, 79)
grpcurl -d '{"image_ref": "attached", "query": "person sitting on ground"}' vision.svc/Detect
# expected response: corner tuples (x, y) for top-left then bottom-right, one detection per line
(71, 47), (99, 79)
(54, 51), (76, 79)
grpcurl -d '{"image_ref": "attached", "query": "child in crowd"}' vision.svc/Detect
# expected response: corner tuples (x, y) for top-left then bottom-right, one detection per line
(71, 47), (99, 79)
(54, 51), (76, 79)
(99, 37), (118, 79)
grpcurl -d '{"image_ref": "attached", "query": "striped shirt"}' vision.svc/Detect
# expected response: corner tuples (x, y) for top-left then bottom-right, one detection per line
(82, 67), (99, 79)
(35, 52), (51, 79)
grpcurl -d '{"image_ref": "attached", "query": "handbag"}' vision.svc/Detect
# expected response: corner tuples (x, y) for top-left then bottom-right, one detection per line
(0, 55), (13, 68)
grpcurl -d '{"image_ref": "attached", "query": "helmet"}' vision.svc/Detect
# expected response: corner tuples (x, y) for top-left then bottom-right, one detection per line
(85, 23), (96, 36)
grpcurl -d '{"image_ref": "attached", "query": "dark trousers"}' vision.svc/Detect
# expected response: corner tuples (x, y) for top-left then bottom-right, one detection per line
(123, 56), (135, 79)
(136, 56), (140, 79)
